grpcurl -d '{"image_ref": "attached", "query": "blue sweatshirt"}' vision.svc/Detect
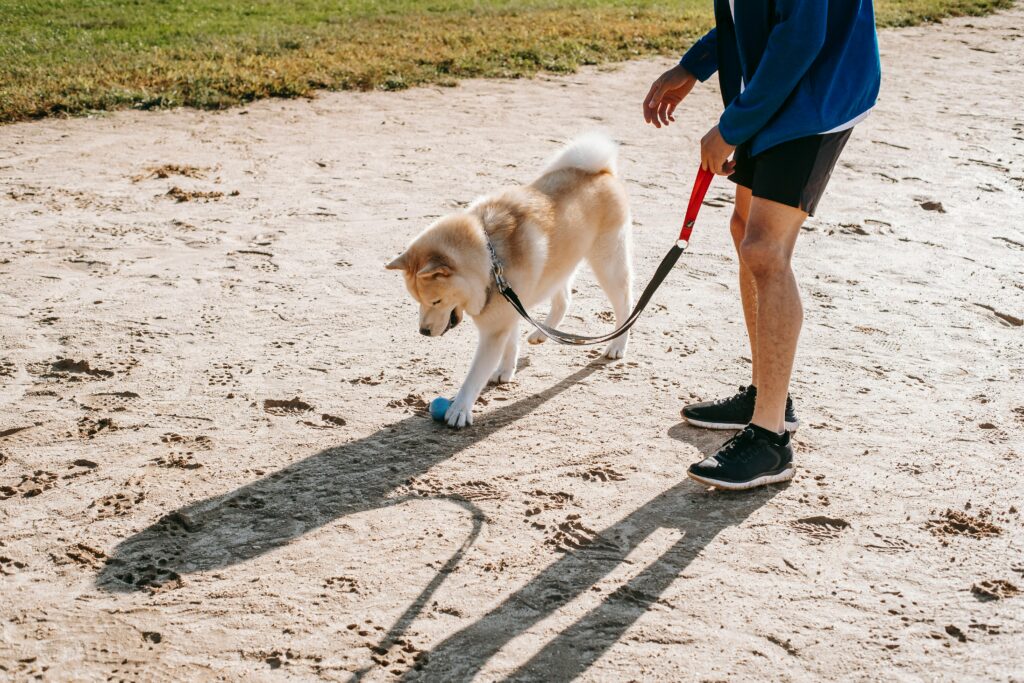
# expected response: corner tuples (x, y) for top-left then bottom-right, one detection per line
(679, 0), (881, 155)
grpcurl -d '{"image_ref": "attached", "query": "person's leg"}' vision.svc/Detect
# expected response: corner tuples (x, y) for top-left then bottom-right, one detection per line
(680, 171), (772, 431)
(730, 185), (758, 388)
(739, 197), (807, 433)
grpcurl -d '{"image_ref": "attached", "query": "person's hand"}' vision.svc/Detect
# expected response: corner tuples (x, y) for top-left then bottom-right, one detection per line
(700, 125), (736, 175)
(643, 64), (696, 128)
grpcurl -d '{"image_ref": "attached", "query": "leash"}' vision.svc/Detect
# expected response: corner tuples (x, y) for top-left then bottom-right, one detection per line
(490, 167), (715, 345)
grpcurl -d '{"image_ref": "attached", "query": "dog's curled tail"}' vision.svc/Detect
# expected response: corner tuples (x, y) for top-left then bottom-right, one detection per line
(542, 132), (618, 177)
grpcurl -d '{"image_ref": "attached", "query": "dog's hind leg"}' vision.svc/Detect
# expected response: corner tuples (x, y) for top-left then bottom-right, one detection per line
(527, 283), (572, 345)
(490, 321), (520, 384)
(588, 225), (633, 360)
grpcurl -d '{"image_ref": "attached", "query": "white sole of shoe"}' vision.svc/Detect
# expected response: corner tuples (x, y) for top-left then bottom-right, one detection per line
(683, 416), (800, 433)
(687, 467), (795, 491)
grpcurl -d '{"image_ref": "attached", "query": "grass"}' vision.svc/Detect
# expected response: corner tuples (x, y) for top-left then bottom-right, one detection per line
(0, 0), (1012, 124)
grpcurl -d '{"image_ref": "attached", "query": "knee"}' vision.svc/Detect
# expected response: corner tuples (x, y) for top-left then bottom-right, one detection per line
(729, 211), (747, 246)
(739, 236), (790, 280)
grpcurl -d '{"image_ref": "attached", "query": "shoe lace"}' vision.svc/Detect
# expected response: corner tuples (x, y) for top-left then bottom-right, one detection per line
(716, 428), (757, 463)
(710, 385), (753, 408)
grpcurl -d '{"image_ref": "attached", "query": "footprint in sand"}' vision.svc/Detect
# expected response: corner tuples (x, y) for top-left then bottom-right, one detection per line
(348, 621), (427, 674)
(971, 579), (1020, 601)
(570, 463), (626, 482)
(131, 164), (209, 182)
(160, 432), (212, 449)
(300, 413), (347, 429)
(166, 187), (230, 203)
(35, 358), (115, 380)
(386, 393), (428, 413)
(542, 513), (618, 554)
(112, 561), (183, 593)
(62, 459), (99, 483)
(207, 362), (252, 387)
(324, 576), (361, 594)
(55, 543), (107, 570)
(1, 469), (58, 500)
(90, 489), (146, 519)
(919, 200), (946, 213)
(263, 397), (314, 416)
(400, 475), (502, 501)
(0, 555), (28, 575)
(79, 391), (142, 413)
(76, 416), (117, 439)
(524, 490), (574, 517)
(450, 480), (502, 501)
(925, 508), (1002, 539)
(153, 453), (203, 470)
(863, 531), (915, 554)
(790, 515), (850, 543)
(229, 249), (278, 272)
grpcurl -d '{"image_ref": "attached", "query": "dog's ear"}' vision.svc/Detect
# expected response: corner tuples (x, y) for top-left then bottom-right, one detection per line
(385, 253), (408, 271)
(417, 259), (452, 279)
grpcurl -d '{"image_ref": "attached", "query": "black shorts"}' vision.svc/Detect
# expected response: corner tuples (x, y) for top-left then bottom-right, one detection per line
(728, 129), (852, 216)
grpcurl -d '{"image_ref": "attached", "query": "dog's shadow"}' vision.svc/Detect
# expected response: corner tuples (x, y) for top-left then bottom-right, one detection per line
(96, 360), (604, 593)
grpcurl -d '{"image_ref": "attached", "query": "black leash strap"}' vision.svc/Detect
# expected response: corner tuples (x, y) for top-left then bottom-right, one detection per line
(492, 167), (715, 346)
(495, 245), (684, 345)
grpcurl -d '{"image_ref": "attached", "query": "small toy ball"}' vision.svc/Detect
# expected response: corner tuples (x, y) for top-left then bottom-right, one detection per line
(430, 397), (452, 422)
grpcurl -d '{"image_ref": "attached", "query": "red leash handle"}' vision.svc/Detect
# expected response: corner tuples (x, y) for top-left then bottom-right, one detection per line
(677, 167), (715, 247)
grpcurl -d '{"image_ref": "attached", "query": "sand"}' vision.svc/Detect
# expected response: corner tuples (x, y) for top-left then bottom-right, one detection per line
(1, 6), (1022, 681)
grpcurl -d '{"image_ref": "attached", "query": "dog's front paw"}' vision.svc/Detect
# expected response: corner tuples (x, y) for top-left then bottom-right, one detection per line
(489, 364), (516, 384)
(527, 329), (548, 345)
(444, 398), (474, 429)
(603, 336), (628, 360)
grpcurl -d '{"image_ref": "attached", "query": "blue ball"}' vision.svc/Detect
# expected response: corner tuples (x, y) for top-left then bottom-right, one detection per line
(430, 397), (451, 422)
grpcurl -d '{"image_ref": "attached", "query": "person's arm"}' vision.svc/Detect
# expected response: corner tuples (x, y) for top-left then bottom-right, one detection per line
(717, 2), (827, 146)
(643, 29), (717, 128)
(678, 28), (718, 82)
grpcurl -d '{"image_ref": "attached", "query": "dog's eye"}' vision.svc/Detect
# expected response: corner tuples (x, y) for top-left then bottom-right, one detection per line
(431, 299), (442, 306)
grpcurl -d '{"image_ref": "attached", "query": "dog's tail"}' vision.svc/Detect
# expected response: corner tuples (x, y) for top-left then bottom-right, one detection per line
(542, 132), (618, 177)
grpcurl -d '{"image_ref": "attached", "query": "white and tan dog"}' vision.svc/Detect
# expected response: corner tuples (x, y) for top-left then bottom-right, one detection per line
(386, 134), (632, 428)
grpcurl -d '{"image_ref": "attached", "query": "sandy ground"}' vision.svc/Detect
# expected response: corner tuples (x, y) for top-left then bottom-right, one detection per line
(1, 6), (1023, 682)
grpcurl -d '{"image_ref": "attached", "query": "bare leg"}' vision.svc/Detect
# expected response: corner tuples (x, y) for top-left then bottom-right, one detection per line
(447, 323), (515, 428)
(740, 197), (807, 433)
(490, 321), (520, 383)
(527, 284), (572, 345)
(731, 185), (759, 388)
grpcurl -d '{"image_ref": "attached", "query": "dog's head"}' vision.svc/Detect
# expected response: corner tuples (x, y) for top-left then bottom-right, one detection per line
(385, 215), (487, 337)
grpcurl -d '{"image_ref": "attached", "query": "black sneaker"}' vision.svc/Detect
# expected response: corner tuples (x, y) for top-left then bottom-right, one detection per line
(681, 385), (799, 432)
(687, 424), (795, 490)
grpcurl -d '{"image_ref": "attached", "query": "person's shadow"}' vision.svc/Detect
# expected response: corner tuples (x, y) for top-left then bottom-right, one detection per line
(404, 425), (782, 681)
(97, 361), (782, 682)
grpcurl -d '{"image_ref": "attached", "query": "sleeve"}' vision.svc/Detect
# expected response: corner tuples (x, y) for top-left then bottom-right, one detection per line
(717, 1), (827, 146)
(678, 28), (718, 82)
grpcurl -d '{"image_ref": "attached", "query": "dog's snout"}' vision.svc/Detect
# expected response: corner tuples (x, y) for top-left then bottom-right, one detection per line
(419, 327), (432, 336)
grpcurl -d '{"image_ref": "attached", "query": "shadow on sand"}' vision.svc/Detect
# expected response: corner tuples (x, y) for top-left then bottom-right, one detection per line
(97, 361), (607, 593)
(97, 364), (781, 681)
(404, 423), (781, 681)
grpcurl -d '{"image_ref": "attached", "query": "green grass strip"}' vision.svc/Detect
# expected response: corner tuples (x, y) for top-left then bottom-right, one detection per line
(0, 0), (1011, 123)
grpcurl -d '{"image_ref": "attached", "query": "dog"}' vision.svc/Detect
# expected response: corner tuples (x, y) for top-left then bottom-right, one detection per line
(386, 133), (632, 428)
